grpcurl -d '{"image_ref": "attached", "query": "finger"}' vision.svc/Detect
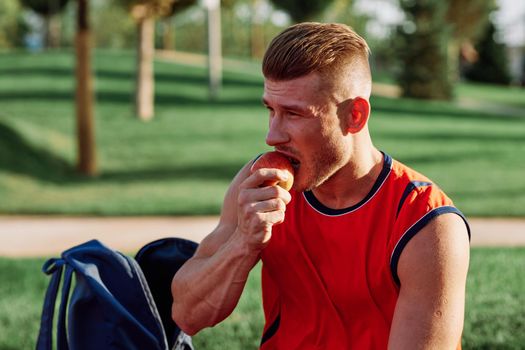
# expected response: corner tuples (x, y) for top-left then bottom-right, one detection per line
(258, 209), (286, 226)
(275, 185), (292, 205)
(250, 198), (287, 214)
(238, 186), (289, 207)
(238, 196), (287, 230)
(242, 168), (291, 189)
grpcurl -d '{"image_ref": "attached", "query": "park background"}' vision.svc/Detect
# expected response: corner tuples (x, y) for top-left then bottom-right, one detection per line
(0, 0), (524, 348)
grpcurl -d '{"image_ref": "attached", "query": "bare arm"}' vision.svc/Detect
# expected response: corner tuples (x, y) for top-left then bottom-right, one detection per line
(171, 161), (292, 335)
(388, 213), (470, 349)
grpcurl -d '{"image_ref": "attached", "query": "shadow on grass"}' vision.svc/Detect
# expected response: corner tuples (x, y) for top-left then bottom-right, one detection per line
(371, 95), (525, 122)
(0, 67), (73, 78)
(0, 66), (262, 88)
(392, 149), (498, 165)
(98, 161), (241, 184)
(0, 122), (75, 182)
(452, 186), (525, 201)
(376, 130), (525, 143)
(0, 120), (242, 184)
(0, 90), (262, 107)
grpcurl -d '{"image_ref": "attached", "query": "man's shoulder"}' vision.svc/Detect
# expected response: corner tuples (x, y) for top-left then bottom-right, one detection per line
(383, 155), (459, 230)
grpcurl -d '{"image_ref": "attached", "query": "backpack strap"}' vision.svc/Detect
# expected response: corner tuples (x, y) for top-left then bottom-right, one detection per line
(36, 258), (65, 350)
(57, 265), (74, 350)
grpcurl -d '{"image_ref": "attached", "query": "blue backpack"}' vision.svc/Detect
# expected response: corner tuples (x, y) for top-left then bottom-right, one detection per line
(36, 237), (198, 350)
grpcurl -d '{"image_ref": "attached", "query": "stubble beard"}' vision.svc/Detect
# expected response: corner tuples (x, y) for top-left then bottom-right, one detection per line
(301, 140), (347, 192)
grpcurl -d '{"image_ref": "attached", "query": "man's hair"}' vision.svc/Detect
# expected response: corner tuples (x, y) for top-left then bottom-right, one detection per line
(262, 22), (371, 97)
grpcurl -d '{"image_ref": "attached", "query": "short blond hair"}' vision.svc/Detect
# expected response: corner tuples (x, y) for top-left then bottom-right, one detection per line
(262, 22), (371, 85)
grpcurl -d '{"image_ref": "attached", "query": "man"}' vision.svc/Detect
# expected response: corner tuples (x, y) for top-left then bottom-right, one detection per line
(171, 22), (470, 349)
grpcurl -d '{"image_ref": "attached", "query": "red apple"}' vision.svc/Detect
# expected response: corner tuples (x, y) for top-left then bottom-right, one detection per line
(250, 151), (294, 191)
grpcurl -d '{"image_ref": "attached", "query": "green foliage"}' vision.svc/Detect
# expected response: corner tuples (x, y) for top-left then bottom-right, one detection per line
(396, 0), (453, 99)
(92, 1), (136, 49)
(19, 0), (70, 16)
(464, 21), (511, 85)
(168, 2), (287, 58)
(446, 0), (494, 42)
(268, 0), (335, 22)
(1, 248), (524, 348)
(0, 0), (27, 48)
(321, 0), (367, 34)
(170, 7), (207, 53)
(117, 0), (178, 18)
(445, 0), (495, 84)
(164, 0), (198, 17)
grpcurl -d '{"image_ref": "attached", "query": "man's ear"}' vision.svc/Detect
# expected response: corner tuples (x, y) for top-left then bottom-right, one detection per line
(346, 97), (370, 134)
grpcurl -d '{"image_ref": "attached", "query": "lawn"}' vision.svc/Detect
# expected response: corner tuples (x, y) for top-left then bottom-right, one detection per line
(0, 248), (523, 349)
(0, 50), (524, 216)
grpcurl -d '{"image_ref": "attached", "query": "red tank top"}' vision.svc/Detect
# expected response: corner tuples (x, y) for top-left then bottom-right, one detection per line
(259, 153), (469, 349)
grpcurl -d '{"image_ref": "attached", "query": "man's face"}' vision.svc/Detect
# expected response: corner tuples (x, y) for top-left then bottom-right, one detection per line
(262, 73), (349, 192)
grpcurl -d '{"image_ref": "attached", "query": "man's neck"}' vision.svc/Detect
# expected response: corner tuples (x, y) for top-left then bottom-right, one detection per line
(311, 148), (384, 210)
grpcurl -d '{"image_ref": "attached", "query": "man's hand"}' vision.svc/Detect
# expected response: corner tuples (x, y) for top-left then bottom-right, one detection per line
(171, 161), (291, 335)
(235, 168), (292, 252)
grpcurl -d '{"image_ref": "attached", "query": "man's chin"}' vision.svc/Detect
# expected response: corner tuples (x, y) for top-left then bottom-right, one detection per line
(294, 180), (316, 193)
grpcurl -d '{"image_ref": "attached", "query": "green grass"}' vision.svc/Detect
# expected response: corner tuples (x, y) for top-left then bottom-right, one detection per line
(463, 248), (525, 349)
(456, 83), (525, 109)
(0, 248), (523, 349)
(0, 50), (524, 216)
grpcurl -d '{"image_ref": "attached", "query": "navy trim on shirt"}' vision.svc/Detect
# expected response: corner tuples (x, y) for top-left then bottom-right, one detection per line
(303, 153), (393, 216)
(396, 181), (433, 218)
(390, 206), (471, 286)
(260, 313), (280, 346)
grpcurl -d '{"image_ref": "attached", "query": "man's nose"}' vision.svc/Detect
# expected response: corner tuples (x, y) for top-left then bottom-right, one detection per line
(265, 115), (289, 146)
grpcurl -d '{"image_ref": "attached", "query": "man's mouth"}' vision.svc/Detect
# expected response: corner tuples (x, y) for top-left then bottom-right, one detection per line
(274, 149), (300, 171)
(288, 156), (300, 171)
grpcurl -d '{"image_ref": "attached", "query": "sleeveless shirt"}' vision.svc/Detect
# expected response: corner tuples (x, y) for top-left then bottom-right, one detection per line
(259, 153), (470, 349)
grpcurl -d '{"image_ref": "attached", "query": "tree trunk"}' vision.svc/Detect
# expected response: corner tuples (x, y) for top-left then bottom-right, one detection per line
(48, 15), (62, 48)
(448, 39), (461, 83)
(162, 18), (174, 51)
(75, 0), (97, 176)
(250, 0), (265, 59)
(250, 23), (264, 59)
(136, 16), (155, 121)
(206, 0), (222, 100)
(44, 15), (52, 48)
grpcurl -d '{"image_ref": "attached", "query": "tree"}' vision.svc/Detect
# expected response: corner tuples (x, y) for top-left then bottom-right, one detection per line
(521, 55), (525, 86)
(249, 0), (267, 59)
(92, 1), (136, 49)
(220, 0), (280, 59)
(0, 0), (27, 48)
(75, 0), (97, 176)
(159, 0), (196, 50)
(397, 0), (453, 100)
(204, 0), (222, 100)
(445, 0), (495, 81)
(464, 20), (511, 85)
(119, 0), (199, 120)
(20, 0), (70, 48)
(130, 0), (173, 121)
(268, 0), (334, 22)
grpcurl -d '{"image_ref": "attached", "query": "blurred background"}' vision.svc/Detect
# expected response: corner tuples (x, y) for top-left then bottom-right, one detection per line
(0, 0), (524, 349)
(0, 0), (523, 215)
